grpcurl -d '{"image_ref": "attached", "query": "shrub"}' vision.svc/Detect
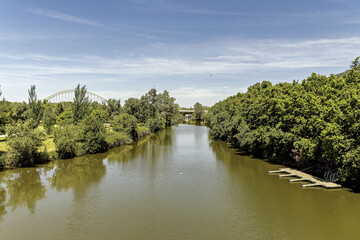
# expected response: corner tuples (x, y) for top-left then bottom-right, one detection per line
(54, 125), (79, 159)
(78, 115), (108, 154)
(137, 125), (151, 138)
(105, 131), (132, 148)
(6, 123), (49, 167)
(111, 113), (138, 140)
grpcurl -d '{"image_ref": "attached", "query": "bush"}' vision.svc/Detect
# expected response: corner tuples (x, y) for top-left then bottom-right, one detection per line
(137, 125), (151, 138)
(147, 115), (165, 133)
(105, 131), (132, 148)
(78, 115), (108, 154)
(54, 125), (79, 159)
(6, 123), (49, 167)
(111, 113), (138, 140)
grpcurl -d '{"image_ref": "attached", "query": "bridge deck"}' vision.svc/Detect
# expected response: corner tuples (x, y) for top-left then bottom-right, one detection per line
(269, 168), (342, 189)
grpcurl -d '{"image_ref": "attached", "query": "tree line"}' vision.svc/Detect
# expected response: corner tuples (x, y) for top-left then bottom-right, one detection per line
(0, 85), (182, 168)
(206, 57), (360, 189)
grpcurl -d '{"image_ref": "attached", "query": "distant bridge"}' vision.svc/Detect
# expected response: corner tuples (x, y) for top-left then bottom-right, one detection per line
(45, 89), (107, 103)
(179, 109), (208, 121)
(179, 110), (208, 114)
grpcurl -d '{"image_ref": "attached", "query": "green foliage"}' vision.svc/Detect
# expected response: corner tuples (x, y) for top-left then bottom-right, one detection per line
(42, 104), (57, 133)
(194, 102), (204, 120)
(78, 115), (108, 154)
(147, 114), (166, 133)
(107, 98), (122, 119)
(27, 85), (43, 128)
(90, 109), (108, 123)
(53, 125), (79, 159)
(137, 125), (151, 138)
(206, 57), (360, 188)
(105, 131), (132, 148)
(111, 113), (138, 140)
(57, 110), (73, 126)
(73, 84), (90, 124)
(0, 85), (180, 168)
(6, 123), (49, 167)
(124, 98), (142, 121)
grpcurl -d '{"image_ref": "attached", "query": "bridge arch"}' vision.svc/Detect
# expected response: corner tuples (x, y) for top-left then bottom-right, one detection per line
(45, 89), (107, 103)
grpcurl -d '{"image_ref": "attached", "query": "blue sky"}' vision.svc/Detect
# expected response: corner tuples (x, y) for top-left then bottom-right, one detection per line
(1, 0), (360, 106)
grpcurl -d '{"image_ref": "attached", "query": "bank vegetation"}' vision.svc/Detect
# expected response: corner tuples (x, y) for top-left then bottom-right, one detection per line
(206, 57), (360, 189)
(0, 85), (182, 168)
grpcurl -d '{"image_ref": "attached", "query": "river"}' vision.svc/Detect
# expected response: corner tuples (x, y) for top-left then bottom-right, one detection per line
(0, 124), (359, 239)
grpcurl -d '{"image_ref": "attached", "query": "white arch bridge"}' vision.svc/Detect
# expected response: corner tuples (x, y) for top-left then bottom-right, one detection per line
(45, 89), (107, 103)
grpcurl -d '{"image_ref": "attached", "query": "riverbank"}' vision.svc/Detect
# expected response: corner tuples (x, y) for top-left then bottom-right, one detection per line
(1, 124), (360, 239)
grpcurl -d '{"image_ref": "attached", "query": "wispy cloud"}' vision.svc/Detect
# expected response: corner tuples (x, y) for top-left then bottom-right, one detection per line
(1, 36), (359, 104)
(27, 8), (103, 27)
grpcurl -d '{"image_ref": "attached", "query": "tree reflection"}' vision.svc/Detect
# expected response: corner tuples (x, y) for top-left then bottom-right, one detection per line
(5, 168), (46, 214)
(105, 128), (173, 164)
(0, 186), (6, 222)
(49, 155), (106, 199)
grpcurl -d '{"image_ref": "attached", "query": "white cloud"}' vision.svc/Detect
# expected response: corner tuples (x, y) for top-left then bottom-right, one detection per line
(27, 9), (103, 27)
(1, 36), (359, 104)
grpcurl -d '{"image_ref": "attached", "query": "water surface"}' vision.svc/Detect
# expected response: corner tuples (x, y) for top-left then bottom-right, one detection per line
(0, 124), (359, 239)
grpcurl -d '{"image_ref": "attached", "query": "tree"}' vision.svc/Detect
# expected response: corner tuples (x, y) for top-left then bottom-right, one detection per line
(73, 84), (90, 124)
(78, 115), (108, 154)
(42, 104), (57, 133)
(194, 102), (204, 120)
(350, 56), (360, 70)
(27, 85), (43, 128)
(111, 113), (138, 140)
(107, 99), (122, 119)
(124, 98), (142, 121)
(53, 124), (79, 159)
(6, 123), (48, 167)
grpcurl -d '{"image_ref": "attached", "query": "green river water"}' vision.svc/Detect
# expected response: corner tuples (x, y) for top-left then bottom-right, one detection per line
(0, 124), (359, 239)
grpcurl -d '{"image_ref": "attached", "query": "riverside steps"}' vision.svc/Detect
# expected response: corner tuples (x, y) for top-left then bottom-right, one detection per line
(269, 168), (342, 189)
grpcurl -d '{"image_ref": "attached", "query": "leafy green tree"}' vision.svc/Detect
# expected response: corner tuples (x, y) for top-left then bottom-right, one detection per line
(124, 98), (142, 121)
(53, 124), (79, 159)
(194, 102), (204, 120)
(111, 113), (138, 140)
(27, 85), (43, 128)
(105, 131), (132, 148)
(107, 99), (122, 119)
(42, 104), (57, 133)
(78, 115), (108, 154)
(350, 56), (360, 70)
(6, 123), (49, 167)
(73, 84), (90, 124)
(10, 102), (28, 123)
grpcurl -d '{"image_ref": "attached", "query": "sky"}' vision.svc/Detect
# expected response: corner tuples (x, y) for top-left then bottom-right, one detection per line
(0, 0), (360, 107)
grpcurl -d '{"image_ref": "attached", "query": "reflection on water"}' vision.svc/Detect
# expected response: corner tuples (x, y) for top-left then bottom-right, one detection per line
(5, 169), (46, 214)
(105, 127), (173, 164)
(49, 154), (106, 199)
(0, 187), (6, 222)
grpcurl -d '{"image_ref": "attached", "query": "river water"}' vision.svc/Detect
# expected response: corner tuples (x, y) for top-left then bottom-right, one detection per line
(0, 124), (359, 239)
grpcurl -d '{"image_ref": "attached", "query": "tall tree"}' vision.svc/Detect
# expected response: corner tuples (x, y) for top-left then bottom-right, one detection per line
(27, 85), (43, 128)
(194, 102), (204, 120)
(107, 98), (122, 119)
(350, 56), (360, 70)
(73, 84), (90, 124)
